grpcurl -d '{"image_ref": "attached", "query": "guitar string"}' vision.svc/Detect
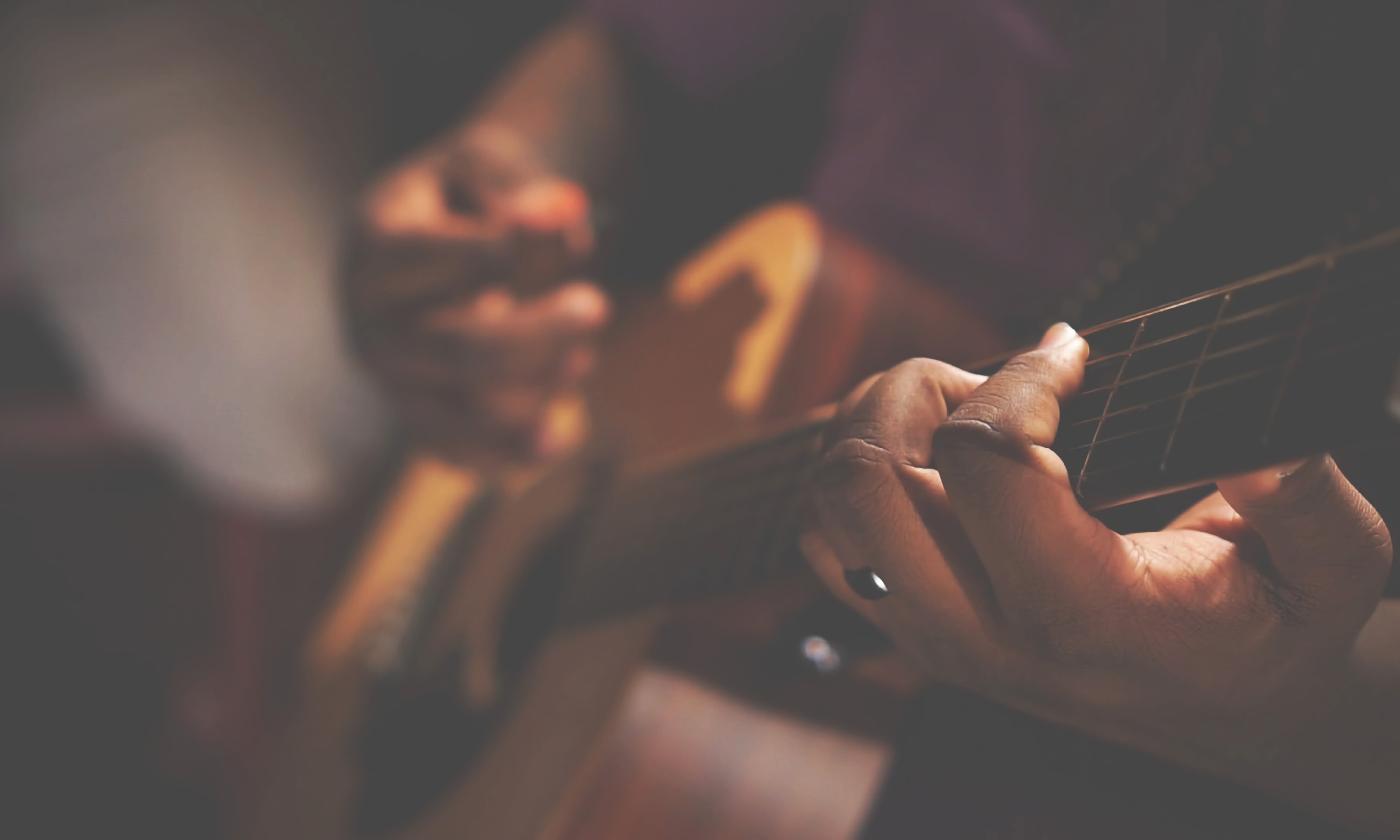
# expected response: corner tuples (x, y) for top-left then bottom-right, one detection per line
(564, 235), (1399, 617)
(378, 15), (1355, 664)
(582, 310), (1393, 613)
(1259, 266), (1331, 446)
(1060, 329), (1400, 455)
(1157, 293), (1234, 472)
(615, 234), (1398, 505)
(627, 295), (1400, 576)
(571, 15), (1376, 616)
(588, 252), (1398, 609)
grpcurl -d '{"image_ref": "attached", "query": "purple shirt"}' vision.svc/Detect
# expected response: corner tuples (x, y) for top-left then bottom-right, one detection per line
(586, 0), (1283, 324)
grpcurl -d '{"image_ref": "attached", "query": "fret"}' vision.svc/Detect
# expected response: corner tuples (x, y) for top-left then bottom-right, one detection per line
(1108, 365), (1195, 414)
(1195, 334), (1292, 386)
(1222, 265), (1322, 316)
(1059, 226), (1398, 507)
(1071, 319), (1144, 493)
(1060, 388), (1111, 426)
(1080, 297), (1312, 397)
(1119, 329), (1210, 382)
(1138, 295), (1222, 344)
(1258, 267), (1328, 445)
(1158, 293), (1231, 470)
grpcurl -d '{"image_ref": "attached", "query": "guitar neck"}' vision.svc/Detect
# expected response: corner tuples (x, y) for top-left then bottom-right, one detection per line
(557, 227), (1400, 628)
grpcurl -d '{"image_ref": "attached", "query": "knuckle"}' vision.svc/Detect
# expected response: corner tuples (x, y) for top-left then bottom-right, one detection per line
(818, 437), (895, 494)
(932, 414), (1025, 472)
(890, 356), (960, 385)
(816, 437), (902, 522)
(890, 357), (967, 404)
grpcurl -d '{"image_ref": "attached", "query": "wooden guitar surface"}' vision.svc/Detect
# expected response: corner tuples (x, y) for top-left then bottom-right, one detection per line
(248, 203), (1004, 840)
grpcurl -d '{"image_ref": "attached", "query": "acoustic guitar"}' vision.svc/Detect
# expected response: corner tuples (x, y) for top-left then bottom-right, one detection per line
(250, 206), (1400, 839)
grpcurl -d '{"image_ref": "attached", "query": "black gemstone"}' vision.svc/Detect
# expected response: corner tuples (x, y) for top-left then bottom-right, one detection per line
(844, 567), (891, 600)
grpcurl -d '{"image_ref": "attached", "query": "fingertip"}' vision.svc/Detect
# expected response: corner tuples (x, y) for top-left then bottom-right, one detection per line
(1035, 322), (1089, 367)
(554, 282), (611, 327)
(1216, 455), (1324, 506)
(1038, 322), (1078, 349)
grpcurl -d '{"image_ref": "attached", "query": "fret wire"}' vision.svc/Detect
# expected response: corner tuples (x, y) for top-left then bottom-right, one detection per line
(1081, 330), (1297, 400)
(1063, 225), (1400, 353)
(1076, 319), (1143, 494)
(1260, 265), (1331, 444)
(610, 250), (1388, 596)
(1063, 329), (1400, 455)
(1070, 326), (1400, 483)
(1068, 318), (1400, 431)
(1154, 291), (1224, 472)
(1079, 295), (1312, 390)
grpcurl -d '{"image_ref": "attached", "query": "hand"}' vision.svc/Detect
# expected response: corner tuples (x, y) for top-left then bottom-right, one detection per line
(344, 129), (609, 466)
(802, 324), (1392, 794)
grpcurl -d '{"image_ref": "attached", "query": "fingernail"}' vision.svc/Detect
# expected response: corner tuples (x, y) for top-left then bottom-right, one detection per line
(1038, 322), (1080, 349)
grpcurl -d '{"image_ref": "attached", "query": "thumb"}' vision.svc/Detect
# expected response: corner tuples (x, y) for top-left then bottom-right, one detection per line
(1217, 455), (1392, 621)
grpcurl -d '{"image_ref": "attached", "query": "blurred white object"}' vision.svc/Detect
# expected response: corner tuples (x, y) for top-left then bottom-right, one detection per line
(0, 1), (387, 511)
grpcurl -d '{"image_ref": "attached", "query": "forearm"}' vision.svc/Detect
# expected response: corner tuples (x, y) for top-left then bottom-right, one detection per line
(458, 18), (638, 200)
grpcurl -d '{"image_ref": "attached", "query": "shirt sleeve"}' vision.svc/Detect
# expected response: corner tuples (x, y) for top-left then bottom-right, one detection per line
(582, 0), (849, 102)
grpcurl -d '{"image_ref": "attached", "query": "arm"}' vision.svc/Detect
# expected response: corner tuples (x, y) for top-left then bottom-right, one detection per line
(460, 20), (639, 200)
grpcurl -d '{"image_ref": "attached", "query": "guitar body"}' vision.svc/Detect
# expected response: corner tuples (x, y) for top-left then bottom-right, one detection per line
(250, 204), (1004, 839)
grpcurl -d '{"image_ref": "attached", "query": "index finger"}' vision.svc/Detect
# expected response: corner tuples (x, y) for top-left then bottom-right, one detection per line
(933, 324), (1128, 610)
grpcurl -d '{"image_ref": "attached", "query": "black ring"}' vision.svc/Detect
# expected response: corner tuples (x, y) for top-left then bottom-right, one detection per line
(844, 567), (891, 600)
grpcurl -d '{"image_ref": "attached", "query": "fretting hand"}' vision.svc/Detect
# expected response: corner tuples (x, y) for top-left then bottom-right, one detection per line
(802, 323), (1395, 828)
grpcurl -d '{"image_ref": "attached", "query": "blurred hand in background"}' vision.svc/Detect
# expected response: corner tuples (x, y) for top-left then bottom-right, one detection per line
(346, 134), (608, 466)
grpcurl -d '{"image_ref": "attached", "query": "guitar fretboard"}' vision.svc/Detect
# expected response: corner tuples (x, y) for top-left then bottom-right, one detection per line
(557, 228), (1400, 628)
(1061, 227), (1400, 506)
